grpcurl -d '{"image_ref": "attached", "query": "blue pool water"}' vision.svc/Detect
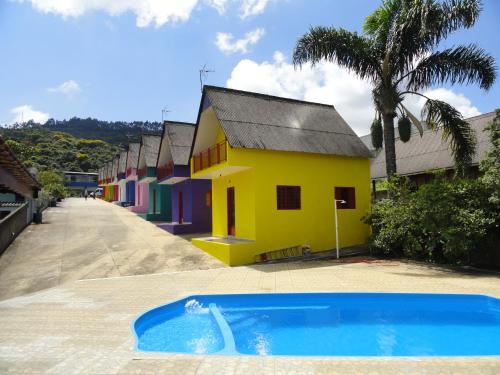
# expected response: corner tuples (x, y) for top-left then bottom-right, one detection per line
(133, 293), (500, 356)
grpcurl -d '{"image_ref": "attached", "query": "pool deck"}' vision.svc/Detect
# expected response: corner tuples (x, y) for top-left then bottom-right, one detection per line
(1, 259), (499, 374)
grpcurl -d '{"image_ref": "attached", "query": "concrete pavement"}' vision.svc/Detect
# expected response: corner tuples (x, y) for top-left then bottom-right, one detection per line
(0, 259), (499, 374)
(0, 198), (225, 300)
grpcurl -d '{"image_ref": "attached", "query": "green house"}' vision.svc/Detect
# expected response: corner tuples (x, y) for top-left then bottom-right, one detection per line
(137, 134), (171, 222)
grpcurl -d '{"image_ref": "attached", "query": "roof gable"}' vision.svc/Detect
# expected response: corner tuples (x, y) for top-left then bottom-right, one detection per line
(139, 135), (161, 168)
(201, 86), (371, 158)
(126, 143), (140, 170)
(162, 122), (195, 166)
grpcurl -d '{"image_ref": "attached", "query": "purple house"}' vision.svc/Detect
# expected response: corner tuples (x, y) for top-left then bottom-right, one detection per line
(156, 121), (212, 234)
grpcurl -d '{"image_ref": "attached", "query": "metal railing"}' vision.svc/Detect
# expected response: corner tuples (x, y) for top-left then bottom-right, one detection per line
(0, 202), (28, 255)
(193, 141), (227, 173)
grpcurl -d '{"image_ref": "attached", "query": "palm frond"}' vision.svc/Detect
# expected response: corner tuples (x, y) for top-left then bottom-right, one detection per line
(389, 0), (481, 78)
(406, 45), (496, 91)
(293, 26), (381, 81)
(421, 99), (476, 174)
(363, 0), (402, 48)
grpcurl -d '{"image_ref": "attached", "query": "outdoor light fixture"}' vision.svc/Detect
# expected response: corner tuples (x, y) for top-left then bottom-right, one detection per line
(334, 199), (346, 259)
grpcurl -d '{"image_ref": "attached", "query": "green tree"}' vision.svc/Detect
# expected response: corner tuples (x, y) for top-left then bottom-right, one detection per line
(38, 170), (63, 186)
(293, 0), (496, 176)
(480, 109), (500, 206)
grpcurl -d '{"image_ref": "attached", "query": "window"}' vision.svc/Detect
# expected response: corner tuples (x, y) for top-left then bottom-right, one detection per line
(335, 187), (356, 209)
(277, 186), (301, 210)
(205, 190), (212, 208)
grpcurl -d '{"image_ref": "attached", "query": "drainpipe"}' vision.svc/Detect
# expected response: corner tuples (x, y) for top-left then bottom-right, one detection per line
(334, 199), (346, 259)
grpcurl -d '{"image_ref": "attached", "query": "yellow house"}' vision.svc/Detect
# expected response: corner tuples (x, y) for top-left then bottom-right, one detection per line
(190, 86), (372, 266)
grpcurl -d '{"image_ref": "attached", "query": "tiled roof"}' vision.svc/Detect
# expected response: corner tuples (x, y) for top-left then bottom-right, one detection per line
(140, 135), (161, 167)
(118, 151), (127, 174)
(368, 111), (496, 179)
(163, 122), (195, 165)
(201, 85), (371, 158)
(126, 143), (140, 169)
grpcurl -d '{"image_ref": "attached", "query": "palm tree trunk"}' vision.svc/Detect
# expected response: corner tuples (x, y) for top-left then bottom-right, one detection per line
(382, 113), (397, 177)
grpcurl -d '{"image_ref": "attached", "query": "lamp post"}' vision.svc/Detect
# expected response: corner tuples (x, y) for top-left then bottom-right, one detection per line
(334, 199), (346, 259)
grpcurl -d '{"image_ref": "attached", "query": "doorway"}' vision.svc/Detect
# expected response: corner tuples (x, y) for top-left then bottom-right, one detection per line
(178, 190), (183, 224)
(227, 187), (235, 236)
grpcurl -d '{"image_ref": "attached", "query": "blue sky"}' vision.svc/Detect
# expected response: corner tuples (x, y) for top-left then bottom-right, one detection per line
(1, 0), (499, 135)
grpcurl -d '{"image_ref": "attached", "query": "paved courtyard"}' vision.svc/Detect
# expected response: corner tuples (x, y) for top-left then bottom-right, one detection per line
(0, 198), (499, 374)
(0, 258), (499, 374)
(0, 198), (225, 300)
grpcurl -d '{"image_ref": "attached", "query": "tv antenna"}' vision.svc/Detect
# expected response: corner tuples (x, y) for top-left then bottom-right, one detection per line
(199, 64), (214, 92)
(161, 107), (171, 122)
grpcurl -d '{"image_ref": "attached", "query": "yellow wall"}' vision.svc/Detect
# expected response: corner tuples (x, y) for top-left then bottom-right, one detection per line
(191, 109), (371, 266)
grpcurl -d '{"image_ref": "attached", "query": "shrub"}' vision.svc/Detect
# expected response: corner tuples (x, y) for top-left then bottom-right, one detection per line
(365, 111), (500, 268)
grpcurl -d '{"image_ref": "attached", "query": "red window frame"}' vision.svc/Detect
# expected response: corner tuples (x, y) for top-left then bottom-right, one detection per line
(277, 186), (301, 210)
(335, 187), (356, 209)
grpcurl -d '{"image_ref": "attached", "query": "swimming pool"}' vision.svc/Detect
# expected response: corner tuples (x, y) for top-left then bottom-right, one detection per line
(133, 293), (500, 356)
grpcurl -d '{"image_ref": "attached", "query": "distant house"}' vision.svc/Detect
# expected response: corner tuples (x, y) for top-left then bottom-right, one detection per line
(125, 142), (140, 206)
(111, 157), (119, 201)
(156, 121), (212, 234)
(136, 134), (171, 221)
(360, 111), (496, 193)
(190, 86), (372, 266)
(0, 136), (41, 253)
(117, 150), (128, 205)
(63, 171), (98, 195)
(102, 161), (113, 201)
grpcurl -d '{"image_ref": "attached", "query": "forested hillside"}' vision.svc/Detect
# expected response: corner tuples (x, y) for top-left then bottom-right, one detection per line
(0, 117), (163, 173)
(42, 117), (162, 145)
(1, 125), (120, 172)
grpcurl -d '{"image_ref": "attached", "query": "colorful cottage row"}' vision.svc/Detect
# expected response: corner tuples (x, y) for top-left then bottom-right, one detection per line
(98, 86), (372, 266)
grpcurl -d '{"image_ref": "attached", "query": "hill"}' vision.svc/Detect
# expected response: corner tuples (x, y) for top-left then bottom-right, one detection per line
(0, 126), (121, 172)
(0, 117), (163, 173)
(43, 117), (162, 146)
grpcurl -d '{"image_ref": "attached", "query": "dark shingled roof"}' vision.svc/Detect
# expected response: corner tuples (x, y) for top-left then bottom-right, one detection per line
(367, 111), (496, 179)
(105, 162), (112, 179)
(0, 136), (40, 191)
(163, 121), (195, 165)
(118, 151), (127, 174)
(202, 85), (371, 158)
(126, 143), (140, 169)
(112, 158), (119, 178)
(140, 135), (161, 167)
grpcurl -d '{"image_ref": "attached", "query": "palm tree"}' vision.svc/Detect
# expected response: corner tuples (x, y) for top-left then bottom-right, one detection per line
(293, 0), (496, 177)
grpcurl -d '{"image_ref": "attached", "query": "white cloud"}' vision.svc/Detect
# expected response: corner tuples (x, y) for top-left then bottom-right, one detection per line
(240, 0), (270, 18)
(403, 88), (481, 120)
(205, 0), (230, 14)
(215, 28), (265, 54)
(10, 105), (50, 124)
(12, 0), (199, 27)
(226, 51), (481, 135)
(47, 80), (81, 95)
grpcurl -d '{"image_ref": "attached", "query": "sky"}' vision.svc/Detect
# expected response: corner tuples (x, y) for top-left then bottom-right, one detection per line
(1, 0), (499, 135)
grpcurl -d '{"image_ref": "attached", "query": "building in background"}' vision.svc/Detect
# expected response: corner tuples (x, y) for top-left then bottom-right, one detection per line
(117, 150), (128, 205)
(63, 171), (98, 196)
(360, 111), (496, 198)
(156, 121), (212, 234)
(0, 136), (41, 254)
(125, 143), (140, 206)
(137, 134), (171, 221)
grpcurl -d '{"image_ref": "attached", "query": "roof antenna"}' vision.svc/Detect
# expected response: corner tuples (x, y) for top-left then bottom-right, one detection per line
(162, 107), (171, 122)
(199, 64), (214, 92)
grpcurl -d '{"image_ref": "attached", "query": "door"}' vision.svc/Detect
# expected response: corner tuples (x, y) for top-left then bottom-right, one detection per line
(227, 187), (235, 236)
(178, 190), (183, 224)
